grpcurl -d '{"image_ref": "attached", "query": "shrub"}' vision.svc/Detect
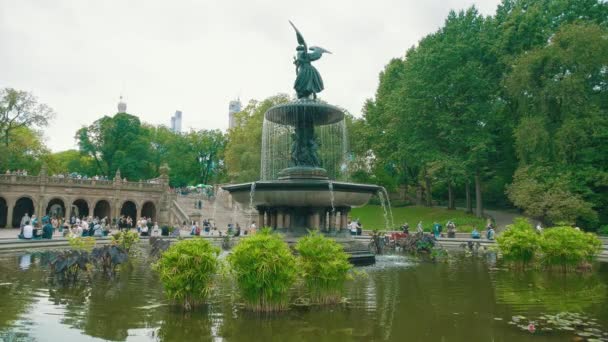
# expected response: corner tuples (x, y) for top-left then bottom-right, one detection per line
(153, 238), (220, 310)
(111, 231), (140, 252)
(295, 232), (352, 304)
(228, 228), (297, 312)
(598, 225), (608, 236)
(496, 218), (540, 267)
(540, 227), (602, 271)
(68, 236), (96, 252)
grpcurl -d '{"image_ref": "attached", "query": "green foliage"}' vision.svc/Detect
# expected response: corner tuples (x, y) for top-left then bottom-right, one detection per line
(539, 227), (602, 270)
(295, 232), (352, 304)
(49, 250), (91, 285)
(598, 225), (608, 236)
(68, 236), (96, 252)
(153, 238), (220, 310)
(0, 88), (55, 149)
(496, 218), (540, 266)
(224, 95), (290, 182)
(111, 231), (140, 253)
(0, 126), (49, 174)
(227, 228), (297, 311)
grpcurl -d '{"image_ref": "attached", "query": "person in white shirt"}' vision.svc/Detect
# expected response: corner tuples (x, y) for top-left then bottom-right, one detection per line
(151, 222), (160, 237)
(249, 221), (257, 235)
(22, 221), (34, 239)
(141, 224), (149, 236)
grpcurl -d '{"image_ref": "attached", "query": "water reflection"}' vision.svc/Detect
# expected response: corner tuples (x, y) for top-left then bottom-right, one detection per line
(0, 251), (607, 341)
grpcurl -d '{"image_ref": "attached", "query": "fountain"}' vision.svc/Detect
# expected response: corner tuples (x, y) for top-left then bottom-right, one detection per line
(223, 22), (381, 251)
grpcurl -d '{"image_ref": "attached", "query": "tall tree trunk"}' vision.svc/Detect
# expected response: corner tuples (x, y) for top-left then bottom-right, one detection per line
(424, 172), (432, 207)
(465, 179), (472, 214)
(475, 169), (483, 218)
(416, 184), (423, 205)
(447, 181), (454, 210)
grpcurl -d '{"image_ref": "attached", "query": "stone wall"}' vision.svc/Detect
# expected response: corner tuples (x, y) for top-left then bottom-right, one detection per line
(0, 166), (173, 228)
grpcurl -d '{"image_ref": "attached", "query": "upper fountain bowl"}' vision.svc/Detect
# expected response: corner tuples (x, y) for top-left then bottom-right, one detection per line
(265, 99), (344, 126)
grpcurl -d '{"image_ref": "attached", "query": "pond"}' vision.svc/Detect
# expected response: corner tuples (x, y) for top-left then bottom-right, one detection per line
(0, 249), (607, 341)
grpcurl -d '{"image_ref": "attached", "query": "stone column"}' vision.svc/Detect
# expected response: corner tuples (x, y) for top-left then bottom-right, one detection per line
(258, 209), (265, 229)
(284, 211), (291, 230)
(6, 199), (14, 228)
(340, 208), (348, 230)
(312, 210), (320, 230)
(270, 210), (277, 229)
(276, 210), (284, 229)
(328, 210), (335, 232)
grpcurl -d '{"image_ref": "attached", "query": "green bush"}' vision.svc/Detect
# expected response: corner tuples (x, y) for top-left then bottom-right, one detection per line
(496, 218), (540, 267)
(111, 231), (140, 252)
(598, 225), (608, 236)
(68, 236), (96, 252)
(540, 227), (602, 270)
(295, 232), (352, 304)
(228, 228), (297, 312)
(153, 238), (220, 310)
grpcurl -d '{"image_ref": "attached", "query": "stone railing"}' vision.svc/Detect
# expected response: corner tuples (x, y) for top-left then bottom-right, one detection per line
(0, 173), (165, 191)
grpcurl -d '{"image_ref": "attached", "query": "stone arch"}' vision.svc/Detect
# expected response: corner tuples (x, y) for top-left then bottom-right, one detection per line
(141, 201), (157, 222)
(72, 199), (90, 219)
(0, 197), (7, 228)
(93, 200), (112, 220)
(120, 200), (137, 221)
(12, 196), (35, 228)
(46, 198), (66, 219)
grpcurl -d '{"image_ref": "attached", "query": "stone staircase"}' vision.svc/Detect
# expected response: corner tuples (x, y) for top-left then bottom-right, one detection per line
(173, 191), (253, 230)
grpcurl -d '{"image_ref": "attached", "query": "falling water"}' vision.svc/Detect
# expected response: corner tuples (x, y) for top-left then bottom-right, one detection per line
(328, 181), (335, 213)
(249, 182), (257, 217)
(378, 188), (393, 230)
(381, 186), (395, 229)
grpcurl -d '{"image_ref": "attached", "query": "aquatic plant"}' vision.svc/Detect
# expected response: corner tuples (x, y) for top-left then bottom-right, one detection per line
(149, 237), (171, 258)
(496, 218), (540, 267)
(397, 233), (436, 254)
(49, 250), (91, 284)
(153, 238), (220, 310)
(295, 231), (352, 304)
(539, 226), (602, 271)
(228, 228), (297, 311)
(68, 236), (96, 252)
(111, 231), (140, 253)
(91, 245), (129, 277)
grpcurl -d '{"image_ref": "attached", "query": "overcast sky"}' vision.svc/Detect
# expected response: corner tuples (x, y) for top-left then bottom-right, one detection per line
(1, 0), (500, 152)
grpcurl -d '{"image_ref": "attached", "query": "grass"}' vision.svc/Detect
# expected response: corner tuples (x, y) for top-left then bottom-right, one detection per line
(350, 205), (486, 232)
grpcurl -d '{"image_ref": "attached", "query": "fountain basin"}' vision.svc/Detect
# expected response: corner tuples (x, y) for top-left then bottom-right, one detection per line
(222, 180), (380, 208)
(265, 100), (344, 126)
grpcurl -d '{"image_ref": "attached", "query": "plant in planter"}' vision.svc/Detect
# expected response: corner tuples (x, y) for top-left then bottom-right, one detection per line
(496, 218), (540, 268)
(295, 231), (352, 304)
(228, 228), (297, 312)
(539, 226), (602, 271)
(153, 238), (220, 310)
(111, 231), (140, 253)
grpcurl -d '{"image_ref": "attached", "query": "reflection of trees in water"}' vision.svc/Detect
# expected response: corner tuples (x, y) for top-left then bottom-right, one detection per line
(492, 268), (607, 313)
(47, 255), (164, 341)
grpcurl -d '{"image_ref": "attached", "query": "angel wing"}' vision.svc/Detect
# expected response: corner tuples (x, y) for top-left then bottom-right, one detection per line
(309, 46), (332, 54)
(289, 20), (307, 51)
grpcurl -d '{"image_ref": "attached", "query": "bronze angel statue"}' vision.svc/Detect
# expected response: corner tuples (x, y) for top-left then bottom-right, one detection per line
(290, 21), (331, 99)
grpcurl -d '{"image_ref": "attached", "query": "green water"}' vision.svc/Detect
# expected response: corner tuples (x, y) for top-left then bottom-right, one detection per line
(0, 250), (607, 341)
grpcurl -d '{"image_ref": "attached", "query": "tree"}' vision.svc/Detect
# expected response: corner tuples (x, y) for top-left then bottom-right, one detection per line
(77, 113), (154, 180)
(0, 126), (48, 173)
(505, 23), (608, 227)
(0, 88), (55, 147)
(224, 94), (290, 183)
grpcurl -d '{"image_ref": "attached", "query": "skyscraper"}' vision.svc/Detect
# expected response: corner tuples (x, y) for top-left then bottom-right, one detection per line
(170, 110), (182, 133)
(228, 99), (242, 129)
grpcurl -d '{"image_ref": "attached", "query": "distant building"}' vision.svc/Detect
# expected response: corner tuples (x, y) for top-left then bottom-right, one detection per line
(117, 96), (127, 113)
(228, 99), (242, 129)
(171, 110), (182, 133)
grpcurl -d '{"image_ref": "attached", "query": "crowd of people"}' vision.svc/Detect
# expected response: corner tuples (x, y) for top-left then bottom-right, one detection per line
(5, 169), (28, 176)
(187, 219), (257, 237)
(398, 220), (496, 240)
(17, 213), (113, 239)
